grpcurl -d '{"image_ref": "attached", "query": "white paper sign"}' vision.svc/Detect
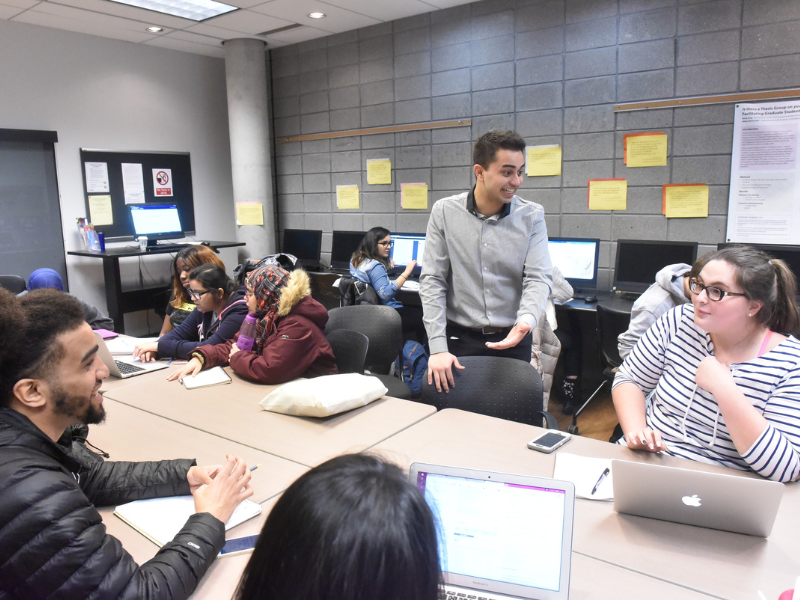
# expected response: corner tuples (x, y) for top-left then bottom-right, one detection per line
(122, 163), (145, 204)
(152, 168), (173, 197)
(85, 162), (109, 193)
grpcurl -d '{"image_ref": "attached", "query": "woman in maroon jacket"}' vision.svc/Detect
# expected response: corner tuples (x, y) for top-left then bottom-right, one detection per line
(168, 265), (337, 384)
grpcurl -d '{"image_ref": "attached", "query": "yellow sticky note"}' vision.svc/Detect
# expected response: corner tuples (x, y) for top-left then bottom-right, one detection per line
(526, 146), (562, 176)
(88, 195), (113, 226)
(236, 202), (264, 226)
(626, 133), (668, 168)
(664, 184), (709, 218)
(588, 179), (627, 211)
(401, 183), (428, 209)
(367, 159), (392, 185)
(337, 185), (360, 209)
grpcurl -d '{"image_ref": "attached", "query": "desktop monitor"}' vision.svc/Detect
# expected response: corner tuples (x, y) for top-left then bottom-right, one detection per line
(717, 243), (800, 285)
(282, 229), (322, 267)
(614, 239), (698, 293)
(331, 231), (367, 270)
(547, 237), (600, 290)
(129, 204), (183, 247)
(391, 232), (425, 276)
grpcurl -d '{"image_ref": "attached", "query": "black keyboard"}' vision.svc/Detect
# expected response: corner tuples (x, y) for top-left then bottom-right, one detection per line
(115, 360), (145, 375)
(150, 244), (187, 252)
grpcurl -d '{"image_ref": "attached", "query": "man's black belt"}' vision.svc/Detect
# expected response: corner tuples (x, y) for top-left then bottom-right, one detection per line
(447, 321), (512, 335)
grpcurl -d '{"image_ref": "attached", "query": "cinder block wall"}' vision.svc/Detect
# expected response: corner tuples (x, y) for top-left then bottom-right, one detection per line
(269, 0), (800, 288)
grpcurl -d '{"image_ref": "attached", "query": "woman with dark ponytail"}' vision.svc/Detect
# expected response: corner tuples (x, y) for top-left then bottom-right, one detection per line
(613, 245), (800, 482)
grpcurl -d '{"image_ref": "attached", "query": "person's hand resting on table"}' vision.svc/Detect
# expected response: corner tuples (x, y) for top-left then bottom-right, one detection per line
(190, 455), (254, 524)
(132, 341), (159, 362)
(167, 356), (203, 381)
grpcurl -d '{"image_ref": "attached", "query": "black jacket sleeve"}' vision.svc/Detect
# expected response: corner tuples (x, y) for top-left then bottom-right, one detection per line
(81, 458), (194, 507)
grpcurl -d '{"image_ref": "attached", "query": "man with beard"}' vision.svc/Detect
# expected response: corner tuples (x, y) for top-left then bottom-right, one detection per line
(0, 288), (253, 600)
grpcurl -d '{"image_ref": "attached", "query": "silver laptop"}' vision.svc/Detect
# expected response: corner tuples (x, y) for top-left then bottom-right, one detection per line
(409, 463), (575, 600)
(612, 460), (785, 537)
(94, 332), (168, 379)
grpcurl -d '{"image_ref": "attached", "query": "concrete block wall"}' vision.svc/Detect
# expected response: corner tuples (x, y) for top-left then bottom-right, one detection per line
(270, 0), (800, 288)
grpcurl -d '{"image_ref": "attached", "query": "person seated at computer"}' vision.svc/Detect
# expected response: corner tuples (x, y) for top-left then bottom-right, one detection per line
(159, 245), (225, 336)
(613, 246), (800, 482)
(350, 227), (425, 341)
(20, 267), (115, 331)
(167, 264), (337, 385)
(0, 288), (253, 599)
(617, 255), (710, 361)
(234, 453), (441, 600)
(134, 264), (248, 361)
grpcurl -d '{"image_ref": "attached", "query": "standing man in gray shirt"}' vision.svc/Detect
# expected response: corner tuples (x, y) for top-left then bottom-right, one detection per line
(420, 130), (553, 392)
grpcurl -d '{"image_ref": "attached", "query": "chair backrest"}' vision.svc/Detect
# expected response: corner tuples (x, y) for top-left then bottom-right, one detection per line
(420, 356), (545, 426)
(337, 276), (379, 307)
(596, 304), (631, 370)
(326, 305), (402, 375)
(0, 275), (26, 294)
(325, 329), (369, 374)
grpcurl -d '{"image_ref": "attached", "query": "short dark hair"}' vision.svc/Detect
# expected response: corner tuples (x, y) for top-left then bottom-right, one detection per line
(351, 227), (391, 269)
(473, 130), (526, 168)
(0, 289), (86, 406)
(235, 453), (441, 600)
(189, 263), (237, 298)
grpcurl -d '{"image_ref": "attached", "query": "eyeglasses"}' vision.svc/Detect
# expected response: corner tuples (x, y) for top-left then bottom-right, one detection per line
(377, 241), (394, 247)
(188, 289), (213, 300)
(689, 278), (747, 302)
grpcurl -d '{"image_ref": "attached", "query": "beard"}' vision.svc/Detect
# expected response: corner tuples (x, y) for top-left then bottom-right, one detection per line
(52, 383), (106, 425)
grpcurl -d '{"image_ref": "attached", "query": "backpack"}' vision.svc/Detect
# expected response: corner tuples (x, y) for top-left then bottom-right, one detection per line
(396, 340), (428, 397)
(233, 253), (298, 286)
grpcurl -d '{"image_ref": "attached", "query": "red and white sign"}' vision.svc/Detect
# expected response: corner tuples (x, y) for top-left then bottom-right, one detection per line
(152, 168), (173, 197)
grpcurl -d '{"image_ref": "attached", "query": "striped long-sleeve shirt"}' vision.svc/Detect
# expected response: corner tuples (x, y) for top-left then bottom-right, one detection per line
(613, 303), (800, 482)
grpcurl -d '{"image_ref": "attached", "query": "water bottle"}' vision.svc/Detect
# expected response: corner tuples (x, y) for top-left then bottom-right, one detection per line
(236, 313), (258, 352)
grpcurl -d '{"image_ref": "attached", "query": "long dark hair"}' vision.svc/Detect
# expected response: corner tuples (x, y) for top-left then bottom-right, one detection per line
(188, 264), (237, 301)
(351, 227), (391, 269)
(702, 245), (800, 337)
(235, 454), (441, 600)
(171, 246), (224, 307)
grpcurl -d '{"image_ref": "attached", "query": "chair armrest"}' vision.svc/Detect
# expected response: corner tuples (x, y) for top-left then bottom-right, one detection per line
(536, 410), (559, 430)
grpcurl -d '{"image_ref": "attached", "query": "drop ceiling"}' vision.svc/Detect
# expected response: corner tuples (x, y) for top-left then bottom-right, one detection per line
(1, 0), (476, 57)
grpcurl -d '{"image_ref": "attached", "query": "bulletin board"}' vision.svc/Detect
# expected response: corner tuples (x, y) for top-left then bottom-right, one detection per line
(80, 149), (196, 241)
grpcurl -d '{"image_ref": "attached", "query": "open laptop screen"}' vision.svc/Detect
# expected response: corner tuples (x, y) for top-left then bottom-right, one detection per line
(412, 464), (573, 600)
(391, 232), (425, 275)
(614, 239), (698, 293)
(548, 237), (599, 289)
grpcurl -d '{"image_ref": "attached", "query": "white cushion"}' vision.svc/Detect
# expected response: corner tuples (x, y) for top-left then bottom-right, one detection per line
(259, 373), (388, 417)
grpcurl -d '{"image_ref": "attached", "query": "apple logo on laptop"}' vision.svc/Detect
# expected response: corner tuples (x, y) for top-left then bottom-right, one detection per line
(682, 494), (702, 507)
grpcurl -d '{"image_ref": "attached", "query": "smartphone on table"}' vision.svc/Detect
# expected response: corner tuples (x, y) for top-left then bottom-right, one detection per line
(218, 535), (259, 558)
(527, 430), (572, 454)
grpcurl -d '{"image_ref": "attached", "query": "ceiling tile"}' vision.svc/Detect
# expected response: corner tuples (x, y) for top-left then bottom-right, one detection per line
(1, 0), (39, 9)
(249, 0), (379, 33)
(144, 34), (225, 56)
(184, 21), (261, 39)
(200, 7), (293, 34)
(14, 7), (154, 42)
(48, 0), (194, 29)
(319, 0), (434, 22)
(262, 23), (329, 44)
(168, 28), (224, 46)
(0, 4), (27, 17)
(26, 1), (167, 34)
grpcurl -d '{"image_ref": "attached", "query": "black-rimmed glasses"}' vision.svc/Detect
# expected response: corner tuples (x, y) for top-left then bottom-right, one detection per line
(689, 278), (747, 302)
(188, 289), (213, 300)
(378, 241), (394, 247)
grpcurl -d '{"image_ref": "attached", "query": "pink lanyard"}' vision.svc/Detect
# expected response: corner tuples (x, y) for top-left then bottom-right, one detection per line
(758, 330), (773, 358)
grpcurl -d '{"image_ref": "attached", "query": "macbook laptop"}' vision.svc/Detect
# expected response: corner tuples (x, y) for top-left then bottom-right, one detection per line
(409, 463), (575, 600)
(94, 332), (168, 379)
(612, 460), (785, 537)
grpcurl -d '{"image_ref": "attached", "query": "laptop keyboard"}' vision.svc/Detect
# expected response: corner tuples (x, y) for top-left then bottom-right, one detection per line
(440, 590), (490, 600)
(115, 360), (145, 375)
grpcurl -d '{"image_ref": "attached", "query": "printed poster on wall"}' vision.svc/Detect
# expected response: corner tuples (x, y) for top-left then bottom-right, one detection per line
(152, 168), (174, 197)
(122, 163), (145, 204)
(726, 100), (800, 244)
(85, 162), (109, 193)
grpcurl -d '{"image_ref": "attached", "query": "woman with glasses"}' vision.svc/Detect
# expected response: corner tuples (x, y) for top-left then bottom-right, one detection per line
(134, 263), (248, 361)
(350, 227), (425, 341)
(612, 246), (800, 481)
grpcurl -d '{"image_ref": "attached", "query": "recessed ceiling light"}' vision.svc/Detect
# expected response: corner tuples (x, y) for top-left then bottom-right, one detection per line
(308, 12), (325, 18)
(146, 26), (163, 32)
(109, 0), (237, 22)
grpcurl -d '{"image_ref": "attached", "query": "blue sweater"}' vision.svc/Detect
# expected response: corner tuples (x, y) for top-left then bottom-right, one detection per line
(350, 258), (402, 309)
(157, 288), (248, 359)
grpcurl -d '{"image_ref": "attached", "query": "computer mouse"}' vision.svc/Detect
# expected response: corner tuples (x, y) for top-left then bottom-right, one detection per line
(584, 295), (598, 303)
(200, 241), (211, 246)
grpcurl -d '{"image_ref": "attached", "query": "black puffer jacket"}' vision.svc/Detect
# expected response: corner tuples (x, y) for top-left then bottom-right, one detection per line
(0, 407), (225, 600)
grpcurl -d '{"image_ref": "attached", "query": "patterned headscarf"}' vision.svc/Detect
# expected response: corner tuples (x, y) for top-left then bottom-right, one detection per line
(246, 264), (290, 353)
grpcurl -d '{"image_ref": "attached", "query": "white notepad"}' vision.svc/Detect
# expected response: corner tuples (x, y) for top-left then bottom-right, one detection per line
(181, 366), (232, 389)
(114, 496), (262, 547)
(553, 453), (614, 501)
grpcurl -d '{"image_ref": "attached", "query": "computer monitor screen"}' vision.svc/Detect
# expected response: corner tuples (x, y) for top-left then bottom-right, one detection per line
(717, 243), (800, 285)
(331, 231), (366, 270)
(391, 232), (425, 275)
(614, 240), (698, 293)
(282, 229), (322, 262)
(547, 237), (600, 290)
(129, 204), (182, 242)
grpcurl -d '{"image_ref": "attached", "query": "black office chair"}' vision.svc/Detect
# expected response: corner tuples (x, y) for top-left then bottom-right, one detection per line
(325, 329), (369, 374)
(325, 305), (411, 399)
(568, 304), (630, 435)
(0, 275), (27, 294)
(420, 356), (558, 429)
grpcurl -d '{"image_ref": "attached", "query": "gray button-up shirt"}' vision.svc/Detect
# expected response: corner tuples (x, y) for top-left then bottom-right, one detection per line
(420, 189), (553, 355)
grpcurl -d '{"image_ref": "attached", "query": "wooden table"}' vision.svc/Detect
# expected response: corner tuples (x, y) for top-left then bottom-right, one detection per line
(372, 409), (800, 600)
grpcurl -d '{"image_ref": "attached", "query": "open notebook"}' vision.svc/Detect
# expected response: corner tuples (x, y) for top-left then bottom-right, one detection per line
(114, 496), (261, 547)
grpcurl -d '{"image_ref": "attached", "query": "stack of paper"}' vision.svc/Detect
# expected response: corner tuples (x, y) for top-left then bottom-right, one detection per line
(553, 453), (614, 501)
